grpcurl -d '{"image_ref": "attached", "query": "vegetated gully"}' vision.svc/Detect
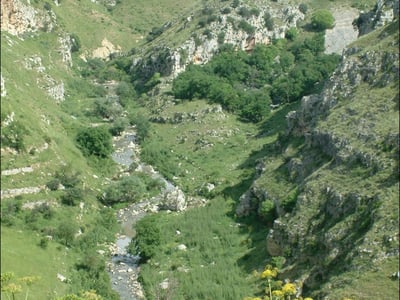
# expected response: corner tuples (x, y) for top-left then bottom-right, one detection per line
(108, 128), (175, 300)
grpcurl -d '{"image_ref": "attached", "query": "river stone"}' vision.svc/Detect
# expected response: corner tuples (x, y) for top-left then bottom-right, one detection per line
(160, 187), (187, 211)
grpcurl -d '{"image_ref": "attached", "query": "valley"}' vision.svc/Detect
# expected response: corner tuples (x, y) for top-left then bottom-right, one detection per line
(1, 0), (399, 299)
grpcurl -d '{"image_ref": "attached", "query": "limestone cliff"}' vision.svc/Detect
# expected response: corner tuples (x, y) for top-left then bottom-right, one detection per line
(1, 0), (56, 36)
(240, 15), (399, 298)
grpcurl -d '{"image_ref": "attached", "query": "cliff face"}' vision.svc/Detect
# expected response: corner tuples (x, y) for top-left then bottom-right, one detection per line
(0, 0), (56, 36)
(243, 16), (399, 298)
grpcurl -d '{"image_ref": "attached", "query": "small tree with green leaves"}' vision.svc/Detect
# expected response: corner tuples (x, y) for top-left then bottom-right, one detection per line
(311, 9), (335, 31)
(76, 126), (112, 157)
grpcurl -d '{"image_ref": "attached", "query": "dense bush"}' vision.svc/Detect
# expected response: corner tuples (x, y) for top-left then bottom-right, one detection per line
(1, 121), (27, 152)
(93, 97), (121, 120)
(99, 176), (146, 205)
(128, 214), (161, 261)
(55, 165), (81, 188)
(70, 33), (81, 52)
(172, 33), (339, 120)
(129, 113), (150, 142)
(109, 117), (128, 136)
(76, 126), (113, 157)
(299, 3), (308, 14)
(264, 12), (274, 31)
(311, 9), (335, 31)
(61, 187), (83, 206)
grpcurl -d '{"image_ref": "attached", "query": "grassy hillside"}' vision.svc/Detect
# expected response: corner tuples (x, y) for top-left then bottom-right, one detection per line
(1, 0), (397, 299)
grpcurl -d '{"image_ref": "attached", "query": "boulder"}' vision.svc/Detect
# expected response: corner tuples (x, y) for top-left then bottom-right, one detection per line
(160, 187), (187, 211)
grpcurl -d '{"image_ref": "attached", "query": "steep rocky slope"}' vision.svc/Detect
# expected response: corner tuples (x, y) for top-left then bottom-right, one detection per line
(238, 16), (399, 300)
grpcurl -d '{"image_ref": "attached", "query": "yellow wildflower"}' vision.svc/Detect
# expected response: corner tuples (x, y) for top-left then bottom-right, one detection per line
(272, 289), (285, 297)
(282, 282), (296, 295)
(260, 266), (278, 279)
(304, 298), (313, 300)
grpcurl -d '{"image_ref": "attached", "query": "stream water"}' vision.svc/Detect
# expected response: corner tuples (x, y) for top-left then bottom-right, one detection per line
(108, 128), (176, 299)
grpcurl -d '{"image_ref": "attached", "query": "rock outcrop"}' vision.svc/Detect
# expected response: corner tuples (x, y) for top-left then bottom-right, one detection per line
(92, 38), (122, 60)
(160, 187), (187, 212)
(1, 0), (56, 36)
(260, 19), (399, 297)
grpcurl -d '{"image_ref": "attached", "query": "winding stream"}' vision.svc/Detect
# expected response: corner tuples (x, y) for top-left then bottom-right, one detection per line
(108, 128), (176, 299)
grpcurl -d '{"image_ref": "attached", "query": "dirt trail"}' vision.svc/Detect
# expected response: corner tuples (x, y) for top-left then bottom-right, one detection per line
(325, 8), (359, 54)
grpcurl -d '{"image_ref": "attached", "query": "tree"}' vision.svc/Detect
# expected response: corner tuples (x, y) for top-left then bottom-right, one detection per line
(98, 176), (146, 205)
(57, 221), (77, 246)
(311, 9), (335, 31)
(76, 126), (112, 157)
(128, 214), (161, 261)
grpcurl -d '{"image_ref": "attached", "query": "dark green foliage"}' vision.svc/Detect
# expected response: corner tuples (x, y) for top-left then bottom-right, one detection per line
(43, 2), (51, 11)
(1, 121), (27, 152)
(217, 32), (226, 44)
(238, 20), (255, 34)
(258, 199), (275, 222)
(128, 214), (161, 261)
(238, 6), (251, 18)
(115, 81), (135, 100)
(98, 175), (147, 205)
(93, 97), (121, 119)
(239, 89), (271, 122)
(72, 253), (119, 300)
(282, 188), (299, 212)
(70, 33), (81, 52)
(299, 3), (308, 14)
(285, 27), (298, 41)
(221, 7), (231, 14)
(231, 0), (240, 8)
(55, 165), (81, 188)
(109, 117), (128, 136)
(129, 113), (150, 142)
(172, 32), (339, 118)
(57, 221), (77, 246)
(311, 9), (335, 31)
(264, 12), (274, 31)
(61, 187), (83, 206)
(46, 178), (60, 191)
(250, 7), (260, 17)
(76, 126), (113, 157)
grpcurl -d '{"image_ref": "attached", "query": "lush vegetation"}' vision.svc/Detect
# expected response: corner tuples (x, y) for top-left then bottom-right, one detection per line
(172, 33), (340, 122)
(1, 0), (397, 300)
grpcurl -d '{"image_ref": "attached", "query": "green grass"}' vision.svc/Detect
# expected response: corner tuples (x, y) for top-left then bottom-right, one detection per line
(1, 227), (75, 300)
(138, 197), (268, 300)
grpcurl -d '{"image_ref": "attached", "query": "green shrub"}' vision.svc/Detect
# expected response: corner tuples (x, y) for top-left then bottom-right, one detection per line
(285, 27), (298, 41)
(61, 187), (83, 206)
(98, 176), (147, 205)
(258, 199), (275, 221)
(1, 121), (27, 152)
(299, 3), (308, 14)
(46, 178), (61, 191)
(70, 33), (81, 52)
(109, 117), (128, 136)
(55, 165), (81, 188)
(238, 20), (255, 34)
(129, 113), (150, 142)
(128, 214), (161, 261)
(264, 12), (274, 31)
(76, 126), (113, 157)
(56, 221), (77, 246)
(311, 9), (335, 31)
(93, 97), (121, 119)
